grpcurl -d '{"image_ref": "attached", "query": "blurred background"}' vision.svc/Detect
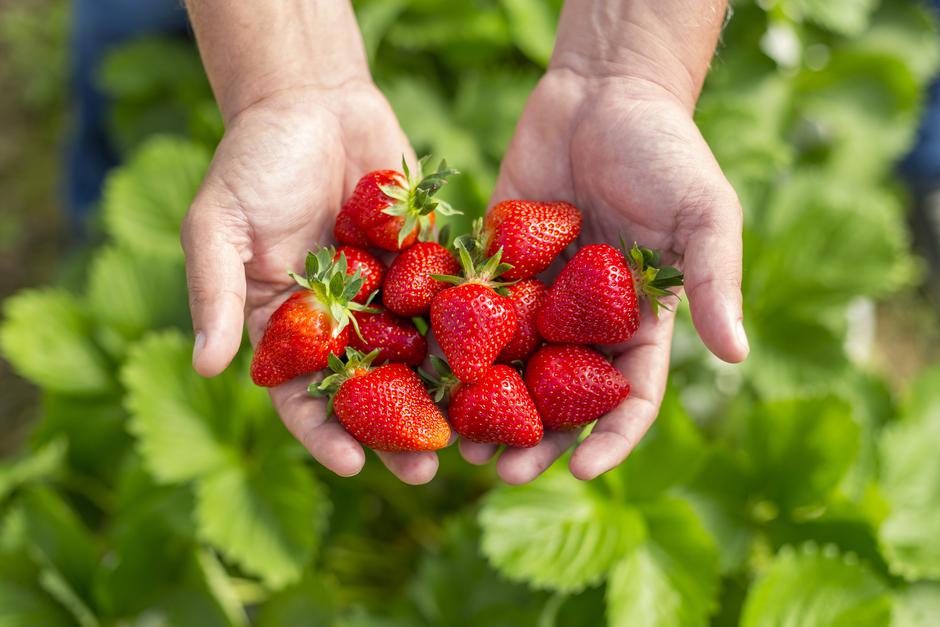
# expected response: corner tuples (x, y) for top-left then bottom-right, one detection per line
(2, 0), (940, 625)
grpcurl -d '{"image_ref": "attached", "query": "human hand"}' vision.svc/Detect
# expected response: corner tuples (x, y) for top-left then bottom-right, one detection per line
(459, 71), (749, 482)
(181, 85), (441, 484)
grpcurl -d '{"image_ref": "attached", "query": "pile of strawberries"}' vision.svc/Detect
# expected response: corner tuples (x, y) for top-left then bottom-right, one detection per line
(250, 159), (683, 453)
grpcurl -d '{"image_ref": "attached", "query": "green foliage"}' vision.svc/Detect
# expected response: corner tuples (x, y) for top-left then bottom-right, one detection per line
(2, 0), (940, 624)
(741, 545), (892, 627)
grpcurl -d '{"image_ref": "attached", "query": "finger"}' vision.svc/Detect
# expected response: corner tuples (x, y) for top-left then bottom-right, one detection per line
(680, 188), (749, 363)
(375, 451), (439, 485)
(569, 311), (675, 481)
(271, 377), (366, 477)
(181, 204), (247, 377)
(496, 430), (579, 485)
(459, 440), (499, 465)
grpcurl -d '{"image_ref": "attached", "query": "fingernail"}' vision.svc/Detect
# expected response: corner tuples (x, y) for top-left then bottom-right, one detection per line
(193, 331), (206, 366)
(735, 319), (749, 356)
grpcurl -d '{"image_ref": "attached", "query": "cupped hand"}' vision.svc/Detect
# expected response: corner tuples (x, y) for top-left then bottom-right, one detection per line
(460, 70), (749, 483)
(181, 84), (440, 485)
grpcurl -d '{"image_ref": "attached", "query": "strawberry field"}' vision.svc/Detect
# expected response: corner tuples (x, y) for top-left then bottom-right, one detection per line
(2, 0), (940, 625)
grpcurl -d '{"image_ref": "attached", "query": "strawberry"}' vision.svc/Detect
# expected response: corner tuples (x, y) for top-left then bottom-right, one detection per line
(497, 278), (547, 364)
(348, 306), (427, 366)
(524, 344), (630, 430)
(334, 207), (371, 247)
(382, 242), (460, 317)
(343, 157), (460, 251)
(537, 243), (683, 345)
(251, 248), (373, 387)
(424, 359), (542, 448)
(430, 244), (517, 383)
(311, 349), (451, 451)
(335, 245), (386, 304)
(484, 200), (582, 281)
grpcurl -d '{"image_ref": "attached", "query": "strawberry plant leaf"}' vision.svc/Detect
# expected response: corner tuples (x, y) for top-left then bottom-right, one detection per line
(0, 579), (74, 627)
(479, 466), (646, 592)
(102, 136), (210, 260)
(782, 0), (878, 37)
(738, 397), (859, 512)
(195, 444), (329, 590)
(740, 545), (891, 627)
(0, 438), (65, 503)
(86, 245), (189, 355)
(0, 288), (114, 395)
(606, 496), (720, 627)
(256, 570), (340, 627)
(498, 0), (557, 66)
(123, 331), (271, 483)
(615, 387), (705, 501)
(409, 515), (547, 627)
(891, 583), (940, 627)
(878, 365), (940, 581)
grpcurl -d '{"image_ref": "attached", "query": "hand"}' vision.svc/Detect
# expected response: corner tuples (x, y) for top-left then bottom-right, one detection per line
(460, 71), (749, 483)
(181, 84), (441, 485)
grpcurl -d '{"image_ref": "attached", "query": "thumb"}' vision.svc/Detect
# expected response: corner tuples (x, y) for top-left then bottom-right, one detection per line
(681, 191), (749, 364)
(181, 202), (247, 377)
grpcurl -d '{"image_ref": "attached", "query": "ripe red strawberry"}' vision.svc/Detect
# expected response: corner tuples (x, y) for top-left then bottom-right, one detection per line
(312, 349), (450, 451)
(497, 278), (547, 363)
(335, 246), (386, 304)
(429, 245), (517, 383)
(524, 344), (630, 430)
(343, 157), (459, 251)
(348, 306), (427, 366)
(484, 200), (582, 281)
(383, 242), (460, 317)
(537, 243), (683, 345)
(251, 248), (373, 387)
(334, 207), (371, 247)
(446, 364), (543, 447)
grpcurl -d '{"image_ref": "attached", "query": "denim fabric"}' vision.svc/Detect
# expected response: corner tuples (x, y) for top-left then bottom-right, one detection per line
(66, 0), (188, 229)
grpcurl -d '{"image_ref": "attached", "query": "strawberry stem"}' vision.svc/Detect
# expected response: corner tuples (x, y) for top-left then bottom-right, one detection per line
(418, 355), (461, 404)
(378, 155), (462, 246)
(289, 247), (378, 340)
(430, 220), (515, 294)
(309, 348), (381, 414)
(620, 239), (684, 316)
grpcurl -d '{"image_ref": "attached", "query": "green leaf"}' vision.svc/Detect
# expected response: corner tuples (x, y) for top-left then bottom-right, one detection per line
(0, 579), (73, 627)
(3, 487), (99, 608)
(479, 466), (646, 592)
(123, 331), (240, 483)
(616, 387), (705, 500)
(0, 288), (113, 395)
(0, 438), (65, 503)
(740, 397), (859, 512)
(86, 245), (188, 354)
(741, 545), (892, 627)
(409, 515), (547, 627)
(783, 0), (878, 37)
(606, 496), (720, 627)
(102, 136), (210, 259)
(256, 571), (339, 627)
(499, 0), (557, 66)
(891, 583), (940, 627)
(355, 0), (408, 62)
(878, 366), (940, 580)
(195, 445), (330, 590)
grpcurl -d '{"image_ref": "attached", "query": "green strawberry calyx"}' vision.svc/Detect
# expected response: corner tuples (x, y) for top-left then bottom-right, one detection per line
(289, 247), (378, 340)
(418, 355), (461, 404)
(379, 155), (462, 247)
(622, 240), (684, 316)
(430, 219), (515, 295)
(309, 348), (381, 414)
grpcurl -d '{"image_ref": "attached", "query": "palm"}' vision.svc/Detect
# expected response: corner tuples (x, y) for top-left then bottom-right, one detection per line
(185, 85), (440, 484)
(460, 72), (746, 482)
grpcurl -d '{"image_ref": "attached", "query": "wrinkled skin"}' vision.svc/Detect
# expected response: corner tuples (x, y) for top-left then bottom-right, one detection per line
(182, 84), (443, 484)
(458, 71), (748, 483)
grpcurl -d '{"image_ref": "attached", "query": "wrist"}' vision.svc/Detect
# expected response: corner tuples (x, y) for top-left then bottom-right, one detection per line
(548, 0), (727, 112)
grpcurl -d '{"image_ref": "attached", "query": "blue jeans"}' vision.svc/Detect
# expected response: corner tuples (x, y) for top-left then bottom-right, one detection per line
(67, 0), (188, 231)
